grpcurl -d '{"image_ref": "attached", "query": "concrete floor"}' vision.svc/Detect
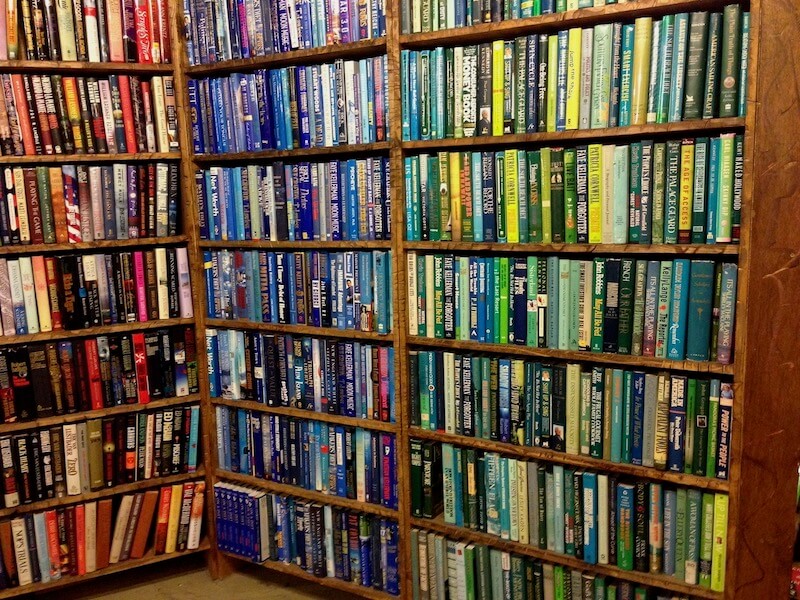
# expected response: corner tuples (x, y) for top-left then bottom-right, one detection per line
(52, 554), (343, 600)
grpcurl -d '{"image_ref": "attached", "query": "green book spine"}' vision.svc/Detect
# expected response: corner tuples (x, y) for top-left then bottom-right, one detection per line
(705, 379), (720, 478)
(420, 50), (431, 138)
(699, 492), (715, 588)
(589, 366), (604, 458)
(438, 152), (451, 240)
(651, 142), (666, 244)
(549, 150), (565, 243)
(590, 258), (605, 353)
(628, 142), (642, 242)
(686, 489), (702, 584)
(691, 137), (709, 243)
(554, 565), (565, 600)
(528, 150), (543, 242)
(433, 254), (445, 338)
(495, 152), (507, 242)
(655, 14), (674, 124)
(683, 12), (710, 120)
(703, 12), (722, 119)
(710, 493), (728, 592)
(630, 260), (648, 355)
(547, 35), (559, 132)
(511, 555), (526, 600)
(564, 148), (578, 243)
(558, 259), (571, 350)
(569, 260), (581, 351)
(674, 488), (687, 580)
(718, 4), (742, 117)
(476, 544), (491, 600)
(36, 167), (56, 243)
(515, 39), (528, 134)
(499, 256), (510, 344)
(664, 140), (681, 244)
(716, 134), (735, 242)
(540, 147), (552, 243)
(492, 259), (501, 343)
(590, 24), (613, 128)
(667, 13), (689, 123)
(428, 155), (441, 241)
(481, 358), (492, 439)
(517, 151), (529, 243)
(738, 13), (749, 117)
(684, 378), (697, 474)
(465, 544), (477, 600)
(466, 448), (479, 528)
(417, 255), (427, 336)
(526, 257), (538, 346)
(445, 47), (455, 138)
(419, 351), (431, 428)
(617, 259), (635, 354)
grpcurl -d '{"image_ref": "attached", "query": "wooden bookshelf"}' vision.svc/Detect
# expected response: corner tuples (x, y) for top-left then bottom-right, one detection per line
(0, 317), (195, 346)
(0, 152), (181, 165)
(205, 318), (395, 342)
(405, 240), (740, 256)
(0, 235), (190, 256)
(0, 469), (205, 518)
(409, 426), (730, 492)
(185, 38), (388, 75)
(0, 540), (211, 599)
(410, 515), (723, 600)
(191, 141), (391, 164)
(222, 552), (397, 600)
(0, 393), (202, 434)
(212, 397), (399, 433)
(0, 60), (175, 74)
(199, 239), (393, 250)
(214, 470), (400, 520)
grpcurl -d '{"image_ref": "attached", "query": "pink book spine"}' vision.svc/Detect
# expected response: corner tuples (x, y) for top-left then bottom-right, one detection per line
(133, 251), (148, 322)
(176, 247), (193, 318)
(0, 1), (7, 61)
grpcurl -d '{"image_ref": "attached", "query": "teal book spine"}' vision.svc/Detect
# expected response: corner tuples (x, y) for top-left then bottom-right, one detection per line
(471, 151), (484, 241)
(546, 256), (560, 349)
(453, 445), (464, 526)
(526, 257), (539, 347)
(621, 370), (633, 463)
(656, 14), (674, 123)
(691, 138), (709, 243)
(589, 366), (604, 458)
(401, 50), (411, 140)
(618, 24), (635, 127)
(419, 50), (430, 140)
(485, 452), (500, 536)
(705, 136), (720, 243)
(686, 260), (714, 361)
(485, 258), (496, 343)
(558, 259), (572, 350)
(610, 369), (624, 463)
(613, 145), (630, 244)
(582, 471), (598, 563)
(481, 358), (492, 439)
(544, 470), (556, 550)
(663, 489), (677, 575)
(492, 257), (501, 343)
(667, 258), (691, 360)
(426, 351), (438, 429)
(590, 24), (613, 129)
(668, 13), (690, 122)
(616, 482), (635, 570)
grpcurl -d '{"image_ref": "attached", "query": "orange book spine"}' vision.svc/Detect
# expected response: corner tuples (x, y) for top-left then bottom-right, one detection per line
(10, 75), (35, 155)
(44, 256), (62, 330)
(61, 77), (85, 153)
(44, 510), (62, 581)
(84, 338), (104, 409)
(75, 503), (86, 576)
(49, 167), (68, 243)
(117, 75), (138, 153)
(153, 485), (172, 555)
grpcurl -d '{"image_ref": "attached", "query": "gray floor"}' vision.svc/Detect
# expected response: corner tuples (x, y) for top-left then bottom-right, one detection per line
(52, 554), (340, 600)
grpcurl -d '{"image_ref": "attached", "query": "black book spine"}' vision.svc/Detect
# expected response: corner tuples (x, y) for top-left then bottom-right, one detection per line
(602, 258), (622, 353)
(634, 481), (649, 572)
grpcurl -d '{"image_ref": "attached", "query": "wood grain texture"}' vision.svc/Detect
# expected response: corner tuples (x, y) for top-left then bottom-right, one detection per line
(0, 60), (175, 74)
(405, 240), (740, 256)
(0, 470), (205, 518)
(408, 336), (735, 375)
(727, 0), (800, 596)
(211, 396), (398, 432)
(200, 239), (393, 250)
(222, 552), (397, 600)
(0, 541), (210, 599)
(0, 152), (181, 165)
(186, 38), (387, 75)
(409, 427), (730, 492)
(0, 393), (201, 434)
(205, 318), (396, 342)
(214, 470), (400, 520)
(0, 317), (195, 346)
(410, 516), (723, 600)
(192, 141), (390, 164)
(399, 118), (744, 151)
(0, 235), (189, 256)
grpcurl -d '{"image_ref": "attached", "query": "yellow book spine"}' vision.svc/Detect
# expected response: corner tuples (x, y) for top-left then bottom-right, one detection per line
(565, 363), (581, 455)
(62, 78), (85, 152)
(630, 17), (653, 125)
(547, 35), (559, 132)
(710, 493), (729, 592)
(566, 28), (582, 131)
(517, 458), (529, 545)
(492, 40), (505, 137)
(505, 149), (519, 243)
(438, 151), (451, 240)
(679, 141), (694, 240)
(449, 152), (462, 242)
(587, 144), (604, 243)
(540, 147), (552, 243)
(164, 484), (183, 554)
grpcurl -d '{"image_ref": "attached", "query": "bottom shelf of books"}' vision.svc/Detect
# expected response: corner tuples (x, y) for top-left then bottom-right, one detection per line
(0, 480), (207, 596)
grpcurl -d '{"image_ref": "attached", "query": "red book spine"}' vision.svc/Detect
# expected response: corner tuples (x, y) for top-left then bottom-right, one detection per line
(75, 503), (86, 575)
(44, 510), (61, 581)
(132, 331), (150, 404)
(379, 346), (390, 422)
(117, 75), (138, 153)
(133, 0), (152, 63)
(153, 485), (172, 555)
(133, 250), (148, 321)
(102, 418), (115, 486)
(24, 168), (44, 244)
(44, 257), (62, 330)
(10, 75), (35, 155)
(157, 0), (170, 63)
(84, 338), (104, 410)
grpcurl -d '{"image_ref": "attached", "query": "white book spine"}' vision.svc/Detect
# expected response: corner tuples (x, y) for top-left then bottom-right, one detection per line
(13, 168), (29, 243)
(155, 247), (169, 319)
(11, 518), (32, 586)
(54, 0), (77, 60)
(597, 474), (610, 564)
(144, 413), (155, 479)
(150, 77), (170, 153)
(97, 80), (117, 153)
(83, 0), (100, 62)
(601, 144), (616, 244)
(84, 501), (97, 572)
(18, 256), (40, 334)
(176, 247), (193, 318)
(108, 495), (133, 563)
(76, 422), (91, 493)
(88, 166), (104, 240)
(0, 438), (19, 506)
(63, 424), (81, 495)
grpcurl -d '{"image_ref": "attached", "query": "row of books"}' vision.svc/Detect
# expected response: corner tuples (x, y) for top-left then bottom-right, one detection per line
(197, 158), (392, 242)
(0, 163), (182, 247)
(410, 352), (732, 479)
(203, 250), (393, 334)
(400, 8), (749, 140)
(183, 0), (387, 65)
(414, 443), (728, 589)
(0, 405), (200, 508)
(189, 58), (388, 153)
(404, 135), (744, 246)
(207, 330), (396, 422)
(216, 407), (397, 508)
(5, 0), (174, 62)
(0, 483), (205, 589)
(214, 484), (399, 594)
(411, 527), (691, 600)
(407, 255), (738, 364)
(0, 74), (178, 156)
(0, 327), (199, 422)
(0, 249), (192, 337)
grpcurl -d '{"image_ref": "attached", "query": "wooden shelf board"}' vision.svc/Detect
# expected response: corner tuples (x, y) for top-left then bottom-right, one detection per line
(409, 427), (729, 492)
(407, 336), (735, 375)
(0, 469), (205, 518)
(186, 38), (388, 75)
(0, 317), (195, 347)
(214, 470), (399, 520)
(205, 319), (394, 342)
(411, 516), (723, 600)
(0, 540), (210, 599)
(223, 552), (397, 599)
(192, 141), (390, 163)
(400, 118), (745, 152)
(0, 393), (202, 434)
(400, 0), (737, 48)
(404, 241), (740, 256)
(0, 60), (175, 74)
(0, 235), (189, 257)
(0, 152), (182, 165)
(199, 239), (393, 250)
(212, 397), (398, 433)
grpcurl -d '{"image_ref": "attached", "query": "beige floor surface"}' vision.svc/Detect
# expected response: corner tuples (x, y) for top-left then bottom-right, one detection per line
(43, 554), (343, 600)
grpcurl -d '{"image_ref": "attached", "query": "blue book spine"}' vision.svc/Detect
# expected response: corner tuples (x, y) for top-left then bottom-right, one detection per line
(498, 359), (511, 443)
(409, 52), (420, 140)
(335, 427), (347, 496)
(555, 30), (568, 131)
(630, 371), (645, 465)
(32, 512), (50, 583)
(188, 405), (200, 470)
(237, 75), (255, 152)
(280, 69), (293, 149)
(667, 375), (687, 472)
(188, 80), (204, 153)
(667, 258), (691, 360)
(250, 411), (264, 478)
(401, 50), (411, 140)
(663, 489), (677, 575)
(484, 258), (495, 342)
(582, 471), (598, 564)
(297, 163), (313, 240)
(346, 160), (359, 241)
(618, 24), (635, 127)
(232, 168), (245, 240)
(245, 74), (262, 150)
(296, 67), (312, 149)
(254, 70), (272, 149)
(511, 257), (528, 345)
